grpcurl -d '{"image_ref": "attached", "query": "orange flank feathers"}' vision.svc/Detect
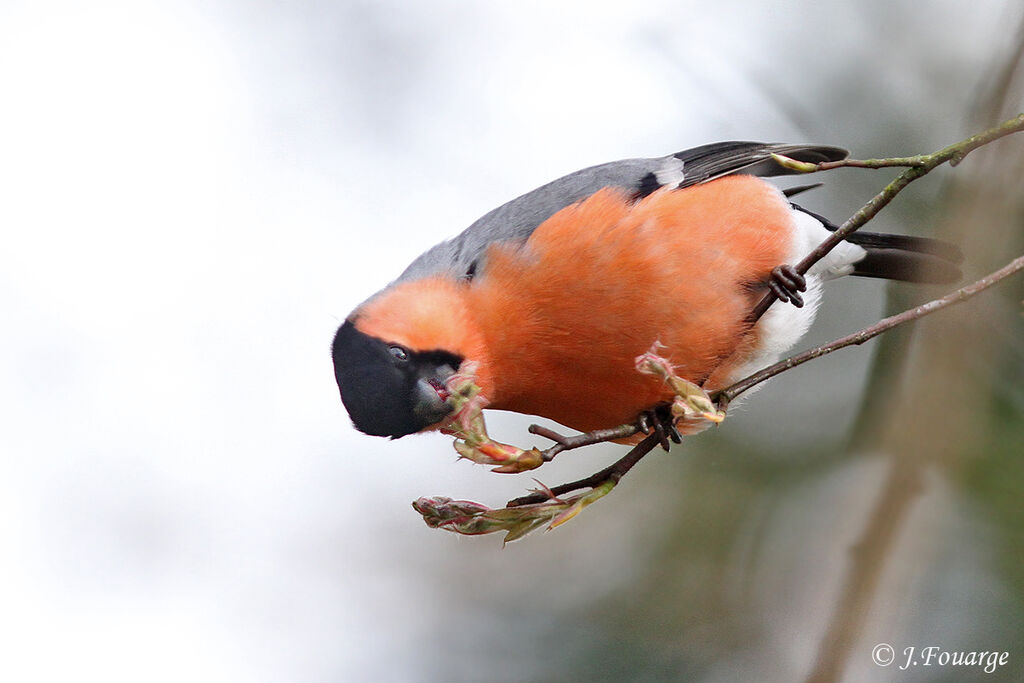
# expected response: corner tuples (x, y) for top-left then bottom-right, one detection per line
(355, 176), (794, 434)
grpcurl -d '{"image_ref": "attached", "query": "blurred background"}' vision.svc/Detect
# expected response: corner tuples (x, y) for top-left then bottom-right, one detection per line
(1, 1), (1022, 681)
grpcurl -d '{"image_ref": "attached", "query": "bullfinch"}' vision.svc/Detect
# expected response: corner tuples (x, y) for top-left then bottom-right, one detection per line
(331, 142), (961, 439)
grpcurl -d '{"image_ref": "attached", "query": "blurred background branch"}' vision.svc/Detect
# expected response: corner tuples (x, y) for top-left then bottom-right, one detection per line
(807, 17), (1024, 681)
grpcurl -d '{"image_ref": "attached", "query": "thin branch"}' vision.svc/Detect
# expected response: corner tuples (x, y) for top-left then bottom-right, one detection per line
(773, 153), (928, 171)
(749, 113), (1024, 323)
(506, 432), (662, 507)
(716, 254), (1024, 408)
(529, 422), (639, 462)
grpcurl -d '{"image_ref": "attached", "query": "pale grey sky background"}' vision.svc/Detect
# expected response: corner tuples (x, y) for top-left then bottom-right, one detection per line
(1, 1), (1022, 681)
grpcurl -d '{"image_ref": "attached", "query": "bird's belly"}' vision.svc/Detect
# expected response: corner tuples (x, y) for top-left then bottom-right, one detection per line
(494, 360), (673, 434)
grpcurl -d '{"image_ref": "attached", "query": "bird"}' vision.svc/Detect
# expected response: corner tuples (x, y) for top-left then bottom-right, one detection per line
(331, 141), (962, 441)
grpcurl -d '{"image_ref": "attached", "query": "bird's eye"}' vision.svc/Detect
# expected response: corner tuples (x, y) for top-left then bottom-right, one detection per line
(388, 345), (409, 361)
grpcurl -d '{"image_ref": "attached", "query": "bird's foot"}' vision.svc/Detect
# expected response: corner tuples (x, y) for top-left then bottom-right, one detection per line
(636, 406), (681, 452)
(767, 265), (807, 308)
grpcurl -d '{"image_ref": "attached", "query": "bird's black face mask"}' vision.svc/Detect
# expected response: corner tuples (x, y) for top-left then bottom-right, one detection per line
(331, 320), (462, 438)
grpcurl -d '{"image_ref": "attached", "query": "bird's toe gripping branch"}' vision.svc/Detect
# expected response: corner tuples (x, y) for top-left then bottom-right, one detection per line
(634, 343), (727, 430)
(439, 363), (544, 473)
(767, 264), (808, 308)
(636, 407), (682, 451)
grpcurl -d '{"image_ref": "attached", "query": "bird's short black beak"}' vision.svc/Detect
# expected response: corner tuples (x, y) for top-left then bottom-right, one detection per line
(410, 365), (458, 429)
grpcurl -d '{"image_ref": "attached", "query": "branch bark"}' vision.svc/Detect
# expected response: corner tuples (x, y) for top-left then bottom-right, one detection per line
(529, 422), (639, 462)
(507, 431), (661, 507)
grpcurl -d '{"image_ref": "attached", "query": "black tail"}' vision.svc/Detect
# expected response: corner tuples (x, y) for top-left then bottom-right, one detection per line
(793, 204), (963, 284)
(845, 232), (963, 283)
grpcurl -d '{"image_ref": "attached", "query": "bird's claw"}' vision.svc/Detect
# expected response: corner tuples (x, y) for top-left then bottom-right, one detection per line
(635, 344), (726, 441)
(768, 265), (807, 308)
(637, 406), (681, 451)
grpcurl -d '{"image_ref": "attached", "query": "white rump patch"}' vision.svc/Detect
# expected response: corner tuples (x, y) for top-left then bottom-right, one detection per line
(790, 209), (867, 280)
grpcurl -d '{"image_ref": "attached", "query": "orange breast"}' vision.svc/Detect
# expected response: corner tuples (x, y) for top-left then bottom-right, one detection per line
(466, 175), (794, 433)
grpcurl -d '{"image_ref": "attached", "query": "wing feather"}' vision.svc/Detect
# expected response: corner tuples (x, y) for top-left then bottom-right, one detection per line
(395, 142), (848, 283)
